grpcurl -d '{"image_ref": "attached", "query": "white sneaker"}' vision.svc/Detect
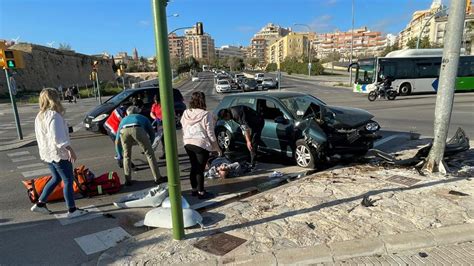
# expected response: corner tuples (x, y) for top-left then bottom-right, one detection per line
(67, 208), (89, 219)
(31, 204), (52, 214)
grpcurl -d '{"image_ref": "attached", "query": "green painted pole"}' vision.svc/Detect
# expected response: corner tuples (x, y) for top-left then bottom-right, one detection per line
(151, 0), (184, 240)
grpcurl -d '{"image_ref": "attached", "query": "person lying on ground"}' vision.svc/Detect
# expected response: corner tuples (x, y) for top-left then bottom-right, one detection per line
(205, 156), (251, 179)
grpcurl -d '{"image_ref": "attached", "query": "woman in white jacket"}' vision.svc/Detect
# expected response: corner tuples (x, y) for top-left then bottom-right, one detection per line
(181, 91), (222, 199)
(30, 88), (88, 219)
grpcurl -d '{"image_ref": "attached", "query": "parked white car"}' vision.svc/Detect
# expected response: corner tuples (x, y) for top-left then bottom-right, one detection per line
(254, 73), (265, 82)
(215, 80), (231, 93)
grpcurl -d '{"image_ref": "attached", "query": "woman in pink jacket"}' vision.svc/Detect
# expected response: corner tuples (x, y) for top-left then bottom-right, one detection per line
(181, 91), (222, 199)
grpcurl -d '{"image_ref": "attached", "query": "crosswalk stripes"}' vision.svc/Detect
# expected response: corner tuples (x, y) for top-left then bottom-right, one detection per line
(7, 151), (30, 157)
(54, 205), (104, 226)
(11, 156), (37, 163)
(21, 168), (51, 178)
(17, 163), (45, 169)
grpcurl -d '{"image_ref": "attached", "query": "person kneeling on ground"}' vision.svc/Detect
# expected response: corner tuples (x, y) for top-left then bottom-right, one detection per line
(115, 106), (166, 186)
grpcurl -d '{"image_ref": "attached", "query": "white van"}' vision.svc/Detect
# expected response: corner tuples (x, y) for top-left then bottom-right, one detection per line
(254, 73), (265, 82)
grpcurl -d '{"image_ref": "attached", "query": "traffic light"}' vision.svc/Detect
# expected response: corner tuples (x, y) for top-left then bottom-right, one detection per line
(196, 22), (203, 35)
(0, 49), (24, 69)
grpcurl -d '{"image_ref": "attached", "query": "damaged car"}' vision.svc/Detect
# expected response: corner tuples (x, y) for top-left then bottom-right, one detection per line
(214, 92), (381, 168)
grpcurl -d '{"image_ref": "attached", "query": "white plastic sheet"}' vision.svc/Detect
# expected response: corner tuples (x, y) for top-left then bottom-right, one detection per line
(143, 207), (203, 229)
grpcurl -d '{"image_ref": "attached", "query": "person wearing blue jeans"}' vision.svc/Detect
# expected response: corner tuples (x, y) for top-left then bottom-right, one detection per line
(31, 88), (88, 219)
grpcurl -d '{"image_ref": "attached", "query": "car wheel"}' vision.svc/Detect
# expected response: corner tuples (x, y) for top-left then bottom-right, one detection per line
(295, 139), (316, 168)
(216, 128), (232, 151)
(399, 83), (412, 96)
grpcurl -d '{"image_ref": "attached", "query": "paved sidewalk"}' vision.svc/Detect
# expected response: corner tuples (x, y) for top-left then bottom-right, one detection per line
(331, 241), (474, 265)
(97, 139), (474, 265)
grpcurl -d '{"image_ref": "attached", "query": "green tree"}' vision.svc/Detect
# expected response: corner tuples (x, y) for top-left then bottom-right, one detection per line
(265, 63), (278, 72)
(58, 43), (73, 51)
(406, 36), (433, 49)
(322, 51), (341, 63)
(381, 43), (400, 57)
(245, 58), (259, 70)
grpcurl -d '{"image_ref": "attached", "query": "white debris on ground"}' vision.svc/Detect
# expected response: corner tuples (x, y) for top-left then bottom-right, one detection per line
(102, 140), (474, 265)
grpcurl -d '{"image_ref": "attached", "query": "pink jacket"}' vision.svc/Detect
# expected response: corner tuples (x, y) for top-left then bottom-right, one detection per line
(181, 108), (217, 151)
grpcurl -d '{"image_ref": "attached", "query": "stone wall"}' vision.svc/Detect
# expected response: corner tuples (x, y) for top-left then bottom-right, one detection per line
(0, 43), (116, 96)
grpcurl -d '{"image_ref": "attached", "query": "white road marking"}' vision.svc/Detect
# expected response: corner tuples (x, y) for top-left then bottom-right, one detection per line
(17, 163), (45, 169)
(7, 151), (30, 157)
(22, 168), (51, 178)
(54, 205), (103, 226)
(11, 156), (37, 163)
(74, 227), (131, 255)
(374, 134), (402, 148)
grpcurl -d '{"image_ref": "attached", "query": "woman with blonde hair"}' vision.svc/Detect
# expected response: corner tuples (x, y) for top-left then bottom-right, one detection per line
(31, 88), (88, 218)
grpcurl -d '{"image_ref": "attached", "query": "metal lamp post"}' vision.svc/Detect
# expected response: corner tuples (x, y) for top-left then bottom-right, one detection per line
(151, 0), (185, 240)
(416, 7), (448, 49)
(293, 23), (313, 76)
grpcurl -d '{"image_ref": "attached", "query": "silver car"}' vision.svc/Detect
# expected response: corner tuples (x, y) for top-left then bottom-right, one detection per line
(262, 77), (278, 89)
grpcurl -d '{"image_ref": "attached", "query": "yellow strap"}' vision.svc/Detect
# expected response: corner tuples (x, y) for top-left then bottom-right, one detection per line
(97, 185), (103, 194)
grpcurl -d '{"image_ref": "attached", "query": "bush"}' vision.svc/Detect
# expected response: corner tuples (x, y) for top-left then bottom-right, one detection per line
(265, 63), (278, 72)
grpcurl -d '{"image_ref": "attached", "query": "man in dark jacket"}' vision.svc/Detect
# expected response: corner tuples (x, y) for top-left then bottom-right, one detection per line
(218, 105), (264, 167)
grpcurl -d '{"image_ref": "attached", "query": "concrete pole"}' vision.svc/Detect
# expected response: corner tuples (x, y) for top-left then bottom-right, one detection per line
(423, 0), (466, 173)
(349, 0), (355, 85)
(4, 69), (23, 140)
(151, 0), (185, 240)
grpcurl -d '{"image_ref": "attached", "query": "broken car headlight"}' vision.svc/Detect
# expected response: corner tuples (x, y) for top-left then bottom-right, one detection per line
(365, 122), (380, 132)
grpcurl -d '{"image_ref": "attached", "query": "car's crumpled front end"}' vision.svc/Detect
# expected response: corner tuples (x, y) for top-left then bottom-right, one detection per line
(299, 105), (381, 161)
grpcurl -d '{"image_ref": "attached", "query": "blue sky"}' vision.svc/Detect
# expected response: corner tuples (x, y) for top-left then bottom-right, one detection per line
(1, 0), (436, 57)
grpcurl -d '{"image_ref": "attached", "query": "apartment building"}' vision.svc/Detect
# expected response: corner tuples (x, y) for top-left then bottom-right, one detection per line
(250, 23), (291, 65)
(312, 27), (386, 59)
(215, 45), (245, 59)
(266, 32), (310, 64)
(168, 33), (185, 60)
(398, 0), (473, 49)
(183, 26), (216, 62)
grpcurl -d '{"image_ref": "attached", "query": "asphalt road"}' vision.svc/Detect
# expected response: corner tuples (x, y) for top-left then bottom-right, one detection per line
(0, 71), (472, 264)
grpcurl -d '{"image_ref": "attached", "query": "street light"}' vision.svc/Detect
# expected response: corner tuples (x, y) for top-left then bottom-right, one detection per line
(293, 23), (313, 76)
(168, 26), (194, 35)
(416, 7), (448, 49)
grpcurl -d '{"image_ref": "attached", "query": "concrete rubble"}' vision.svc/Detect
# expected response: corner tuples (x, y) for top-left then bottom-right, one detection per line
(98, 139), (474, 265)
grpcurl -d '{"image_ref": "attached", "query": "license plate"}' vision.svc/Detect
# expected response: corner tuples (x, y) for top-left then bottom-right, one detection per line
(85, 123), (90, 128)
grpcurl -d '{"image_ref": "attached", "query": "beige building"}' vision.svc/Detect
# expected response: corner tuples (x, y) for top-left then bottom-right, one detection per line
(250, 23), (291, 65)
(312, 27), (386, 59)
(168, 33), (185, 60)
(184, 26), (215, 62)
(398, 0), (474, 49)
(266, 32), (310, 64)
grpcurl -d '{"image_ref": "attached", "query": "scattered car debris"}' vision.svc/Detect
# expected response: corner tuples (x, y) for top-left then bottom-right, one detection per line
(305, 222), (316, 230)
(268, 171), (284, 178)
(418, 252), (429, 258)
(448, 190), (470, 196)
(161, 196), (191, 208)
(367, 127), (470, 167)
(103, 213), (116, 219)
(361, 195), (377, 207)
(144, 207), (203, 229)
(113, 184), (168, 208)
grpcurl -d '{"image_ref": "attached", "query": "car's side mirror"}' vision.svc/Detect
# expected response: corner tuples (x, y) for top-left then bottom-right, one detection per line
(274, 116), (288, 124)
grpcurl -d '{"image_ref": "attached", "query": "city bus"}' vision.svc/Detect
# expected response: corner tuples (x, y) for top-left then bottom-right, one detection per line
(352, 49), (474, 95)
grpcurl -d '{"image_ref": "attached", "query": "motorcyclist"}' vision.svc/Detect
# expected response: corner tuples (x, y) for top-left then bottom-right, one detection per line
(378, 74), (393, 97)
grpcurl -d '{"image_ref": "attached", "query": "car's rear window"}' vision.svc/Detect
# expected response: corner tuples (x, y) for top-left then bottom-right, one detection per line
(264, 78), (273, 81)
(218, 80), (229, 85)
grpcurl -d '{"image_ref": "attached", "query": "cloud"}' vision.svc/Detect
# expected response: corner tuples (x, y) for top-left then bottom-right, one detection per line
(308, 15), (335, 33)
(138, 20), (150, 27)
(236, 26), (258, 33)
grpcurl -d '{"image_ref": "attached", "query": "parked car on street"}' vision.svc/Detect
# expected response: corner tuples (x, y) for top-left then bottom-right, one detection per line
(214, 92), (380, 168)
(234, 73), (245, 83)
(215, 80), (232, 93)
(84, 87), (186, 133)
(262, 77), (278, 89)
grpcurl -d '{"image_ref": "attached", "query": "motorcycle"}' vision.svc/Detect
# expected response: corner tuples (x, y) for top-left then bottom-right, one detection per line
(368, 83), (397, 101)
